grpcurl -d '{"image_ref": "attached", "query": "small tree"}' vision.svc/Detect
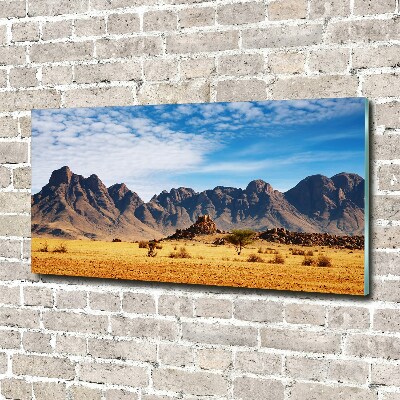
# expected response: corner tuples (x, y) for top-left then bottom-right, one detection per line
(225, 229), (255, 255)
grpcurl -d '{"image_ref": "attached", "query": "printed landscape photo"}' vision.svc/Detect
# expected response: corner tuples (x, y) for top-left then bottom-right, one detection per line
(31, 98), (369, 295)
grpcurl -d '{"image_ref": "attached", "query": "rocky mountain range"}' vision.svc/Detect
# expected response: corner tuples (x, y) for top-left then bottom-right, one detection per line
(31, 166), (365, 240)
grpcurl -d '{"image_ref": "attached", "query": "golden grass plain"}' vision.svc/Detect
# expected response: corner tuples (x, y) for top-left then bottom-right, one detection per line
(32, 236), (365, 295)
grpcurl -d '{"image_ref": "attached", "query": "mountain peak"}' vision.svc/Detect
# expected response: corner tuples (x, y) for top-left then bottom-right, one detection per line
(246, 179), (273, 194)
(49, 165), (73, 186)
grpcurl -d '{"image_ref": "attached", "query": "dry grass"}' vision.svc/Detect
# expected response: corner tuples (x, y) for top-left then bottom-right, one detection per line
(32, 236), (365, 295)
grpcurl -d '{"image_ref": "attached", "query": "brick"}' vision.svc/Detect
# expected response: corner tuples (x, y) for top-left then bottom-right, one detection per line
(328, 360), (370, 385)
(64, 86), (133, 108)
(326, 19), (400, 44)
(153, 368), (228, 396)
(216, 79), (266, 102)
(159, 343), (193, 367)
(285, 303), (325, 326)
(70, 385), (102, 400)
(22, 239), (30, 259)
(378, 164), (400, 191)
(0, 142), (28, 164)
(56, 289), (86, 309)
(327, 306), (370, 329)
(373, 195), (400, 220)
(74, 61), (141, 84)
(0, 0), (26, 18)
(42, 65), (73, 86)
(0, 192), (31, 213)
(270, 75), (358, 99)
(91, 0), (157, 10)
(108, 13), (140, 35)
(0, 329), (21, 349)
(159, 295), (193, 317)
(80, 361), (148, 387)
(30, 41), (93, 63)
(88, 338), (157, 362)
(353, 45), (400, 70)
(96, 37), (162, 58)
(143, 58), (178, 81)
(261, 328), (341, 354)
(0, 285), (20, 305)
(0, 215), (30, 237)
(308, 48), (349, 73)
(373, 226), (400, 249)
(354, 0), (395, 15)
(0, 240), (20, 258)
(235, 351), (281, 375)
(28, 0), (89, 16)
(0, 166), (11, 187)
(143, 10), (176, 31)
(374, 136), (400, 160)
(233, 376), (284, 400)
(111, 316), (178, 340)
(234, 299), (283, 323)
(18, 116), (31, 138)
(0, 46), (26, 66)
(218, 53), (264, 76)
(12, 21), (39, 42)
(310, 0), (349, 17)
(22, 332), (52, 353)
(13, 354), (75, 379)
(33, 382), (67, 400)
(89, 291), (120, 312)
(242, 24), (323, 49)
(0, 261), (39, 282)
(0, 116), (18, 138)
(290, 382), (375, 400)
(104, 389), (138, 400)
(43, 310), (108, 334)
(345, 333), (400, 359)
(197, 348), (231, 370)
(194, 297), (232, 319)
(166, 31), (238, 54)
(373, 251), (400, 275)
(181, 57), (215, 79)
(179, 7), (214, 28)
(11, 67), (38, 87)
(218, 2), (265, 25)
(373, 280), (400, 302)
(122, 292), (156, 314)
(268, 0), (307, 20)
(286, 356), (328, 380)
(75, 17), (105, 37)
(376, 101), (400, 128)
(42, 20), (73, 40)
(380, 393), (400, 400)
(0, 25), (6, 45)
(0, 352), (7, 373)
(0, 69), (6, 87)
(138, 80), (209, 105)
(182, 321), (257, 346)
(13, 167), (31, 189)
(364, 74), (399, 98)
(372, 363), (400, 386)
(1, 379), (32, 400)
(55, 334), (87, 356)
(374, 309), (400, 333)
(0, 89), (61, 112)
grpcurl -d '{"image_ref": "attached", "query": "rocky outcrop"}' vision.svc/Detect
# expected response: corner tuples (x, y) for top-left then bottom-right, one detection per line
(259, 228), (364, 250)
(167, 215), (221, 240)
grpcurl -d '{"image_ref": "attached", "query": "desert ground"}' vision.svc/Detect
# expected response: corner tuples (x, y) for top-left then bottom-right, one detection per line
(31, 235), (365, 295)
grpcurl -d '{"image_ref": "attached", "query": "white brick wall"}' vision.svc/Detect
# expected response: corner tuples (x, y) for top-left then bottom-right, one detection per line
(0, 0), (399, 398)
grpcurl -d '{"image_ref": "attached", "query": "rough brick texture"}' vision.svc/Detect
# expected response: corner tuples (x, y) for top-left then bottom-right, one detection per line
(0, 0), (398, 398)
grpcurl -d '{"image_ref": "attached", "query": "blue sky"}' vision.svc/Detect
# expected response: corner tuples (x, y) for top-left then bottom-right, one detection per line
(32, 98), (367, 201)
